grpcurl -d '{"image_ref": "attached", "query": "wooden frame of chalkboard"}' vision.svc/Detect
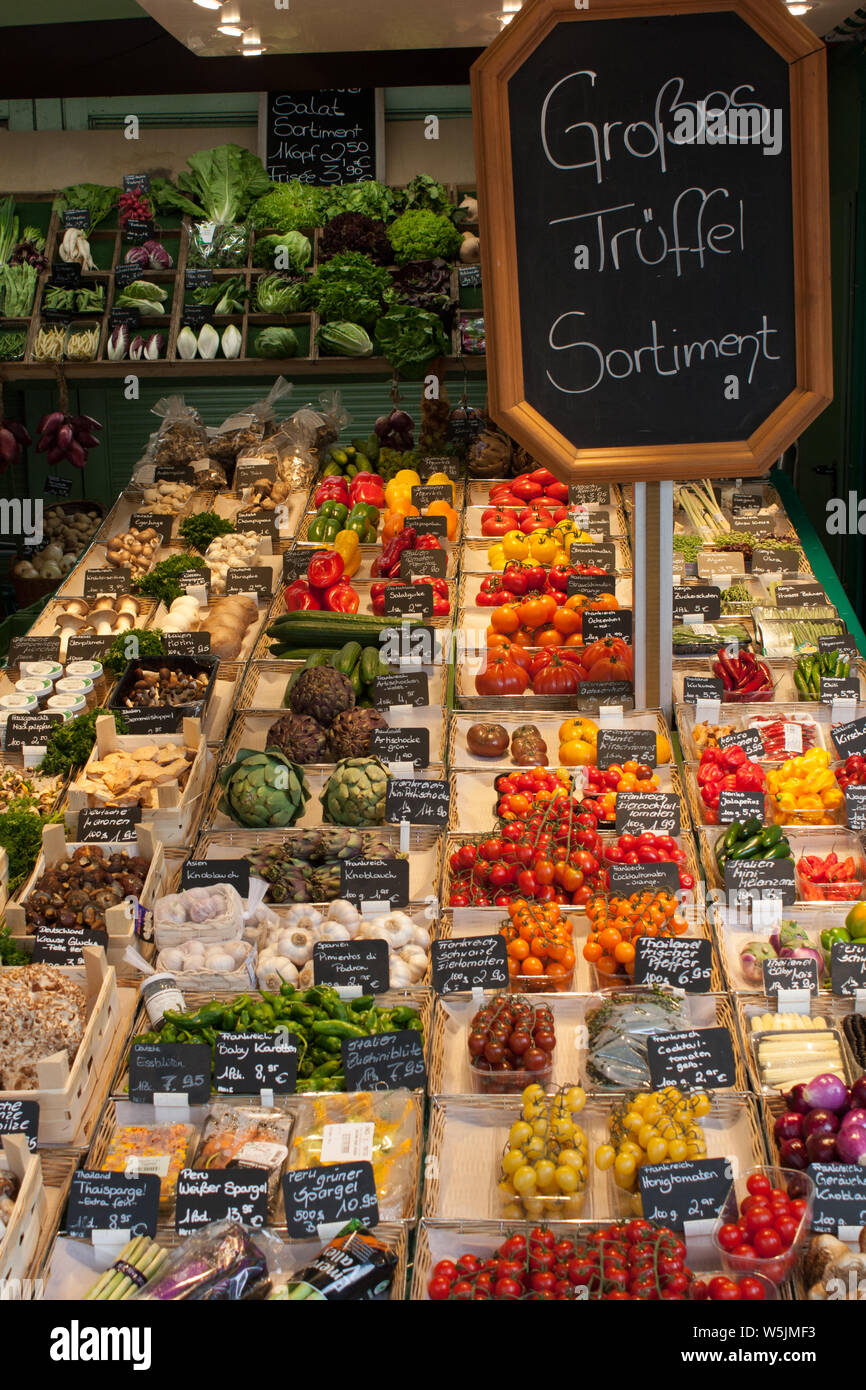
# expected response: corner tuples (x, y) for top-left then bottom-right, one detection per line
(471, 0), (831, 482)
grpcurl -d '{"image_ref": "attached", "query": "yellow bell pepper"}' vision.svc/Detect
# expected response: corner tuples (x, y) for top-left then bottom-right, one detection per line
(333, 529), (361, 577)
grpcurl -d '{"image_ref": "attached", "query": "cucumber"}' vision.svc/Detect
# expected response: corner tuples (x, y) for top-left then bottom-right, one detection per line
(360, 646), (388, 686)
(266, 611), (423, 650)
(349, 658), (363, 699)
(304, 650), (332, 669)
(334, 641), (362, 676)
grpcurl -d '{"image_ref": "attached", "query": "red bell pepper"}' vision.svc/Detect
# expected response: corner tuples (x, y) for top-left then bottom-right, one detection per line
(371, 527), (416, 578)
(415, 534), (442, 551)
(313, 479), (349, 508)
(307, 551), (345, 590)
(323, 580), (359, 614)
(413, 576), (448, 597)
(285, 580), (321, 611)
(722, 746), (747, 770)
(350, 478), (386, 507)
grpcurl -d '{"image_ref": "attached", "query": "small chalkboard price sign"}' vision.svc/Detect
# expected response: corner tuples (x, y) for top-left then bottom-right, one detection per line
(581, 609), (633, 644)
(832, 716), (866, 759)
(77, 806), (141, 842)
(0, 1101), (39, 1152)
(717, 790), (766, 825)
(384, 584), (434, 620)
(831, 941), (866, 997)
(810, 1163), (866, 1235)
(181, 859), (251, 896)
(723, 859), (796, 905)
(647, 1028), (736, 1091)
(339, 858), (410, 909)
(313, 939), (390, 993)
(67, 1171), (161, 1239)
(4, 712), (63, 751)
(762, 956), (819, 995)
(175, 1170), (268, 1236)
(369, 727), (430, 768)
(264, 89), (380, 186)
(633, 937), (713, 993)
(342, 1031), (427, 1092)
(33, 926), (106, 966)
(431, 936), (510, 995)
(638, 1158), (731, 1231)
(128, 1043), (211, 1104)
(282, 1161), (379, 1239)
(596, 728), (656, 769)
(682, 677), (724, 704)
(845, 785), (866, 832)
(608, 861), (680, 894)
(213, 1032), (298, 1095)
(673, 586), (721, 621)
(385, 778), (450, 826)
(614, 792), (680, 835)
(718, 727), (764, 758)
(7, 636), (61, 666)
(372, 672), (429, 709)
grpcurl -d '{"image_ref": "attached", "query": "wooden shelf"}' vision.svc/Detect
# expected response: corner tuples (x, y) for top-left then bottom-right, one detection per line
(3, 354), (487, 380)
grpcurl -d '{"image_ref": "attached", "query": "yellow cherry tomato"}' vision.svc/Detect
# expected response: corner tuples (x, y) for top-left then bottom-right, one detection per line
(487, 543), (506, 571)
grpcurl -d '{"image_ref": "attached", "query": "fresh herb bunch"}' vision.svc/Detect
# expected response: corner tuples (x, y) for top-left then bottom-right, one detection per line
(401, 173), (458, 223)
(0, 801), (64, 891)
(0, 926), (29, 966)
(179, 513), (235, 554)
(39, 708), (128, 778)
(52, 183), (120, 229)
(673, 535), (704, 563)
(103, 629), (166, 678)
(133, 553), (207, 606)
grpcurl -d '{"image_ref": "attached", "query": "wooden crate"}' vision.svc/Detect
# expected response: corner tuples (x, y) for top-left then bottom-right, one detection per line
(0, 948), (136, 1147)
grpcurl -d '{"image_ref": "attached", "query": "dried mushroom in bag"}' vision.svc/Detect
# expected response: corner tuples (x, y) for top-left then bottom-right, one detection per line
(147, 395), (208, 466)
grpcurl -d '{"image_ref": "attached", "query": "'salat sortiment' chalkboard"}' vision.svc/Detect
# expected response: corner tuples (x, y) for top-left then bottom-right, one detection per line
(265, 89), (378, 185)
(507, 12), (796, 449)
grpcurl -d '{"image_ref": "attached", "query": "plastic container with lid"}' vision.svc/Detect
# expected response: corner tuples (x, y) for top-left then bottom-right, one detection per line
(0, 692), (39, 715)
(55, 676), (95, 707)
(19, 660), (63, 684)
(15, 677), (53, 704)
(65, 660), (103, 683)
(46, 693), (87, 718)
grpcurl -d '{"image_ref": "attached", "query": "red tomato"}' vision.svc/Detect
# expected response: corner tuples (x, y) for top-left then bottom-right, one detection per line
(738, 1277), (767, 1301)
(708, 1276), (742, 1301)
(753, 1227), (783, 1258)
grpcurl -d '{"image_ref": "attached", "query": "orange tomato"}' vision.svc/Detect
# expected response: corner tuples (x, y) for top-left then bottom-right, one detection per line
(596, 954), (618, 976)
(589, 593), (619, 610)
(583, 940), (603, 963)
(533, 625), (561, 648)
(490, 605), (521, 635)
(552, 606), (583, 636)
(517, 594), (557, 628)
(522, 956), (544, 976)
(546, 961), (568, 980)
(507, 938), (530, 961)
(614, 941), (635, 965)
(598, 926), (623, 953)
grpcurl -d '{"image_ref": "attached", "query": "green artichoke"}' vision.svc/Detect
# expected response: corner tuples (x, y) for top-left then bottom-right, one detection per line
(219, 747), (310, 828)
(320, 756), (391, 826)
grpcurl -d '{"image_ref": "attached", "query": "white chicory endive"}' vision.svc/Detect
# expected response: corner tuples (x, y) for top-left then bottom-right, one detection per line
(176, 326), (198, 360)
(197, 322), (219, 360)
(221, 324), (242, 359)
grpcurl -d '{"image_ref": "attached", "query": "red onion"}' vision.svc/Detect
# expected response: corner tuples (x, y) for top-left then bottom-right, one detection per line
(802, 1108), (840, 1139)
(778, 1137), (808, 1170)
(799, 1073), (850, 1114)
(785, 1083), (811, 1115)
(835, 1124), (866, 1166)
(850, 1076), (866, 1110)
(805, 1132), (838, 1164)
(774, 1112), (803, 1143)
(841, 1108), (866, 1131)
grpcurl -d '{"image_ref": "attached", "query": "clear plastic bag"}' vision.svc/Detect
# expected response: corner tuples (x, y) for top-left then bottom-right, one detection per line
(134, 1220), (281, 1300)
(194, 1103), (294, 1212)
(290, 390), (347, 456)
(237, 416), (317, 493)
(188, 220), (250, 268)
(147, 395), (208, 467)
(208, 377), (293, 464)
(286, 1090), (418, 1222)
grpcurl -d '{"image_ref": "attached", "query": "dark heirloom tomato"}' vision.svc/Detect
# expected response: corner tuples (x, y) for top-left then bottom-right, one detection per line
(466, 722), (509, 757)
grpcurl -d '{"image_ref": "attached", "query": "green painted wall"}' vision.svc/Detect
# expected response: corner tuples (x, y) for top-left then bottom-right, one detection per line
(0, 0), (143, 23)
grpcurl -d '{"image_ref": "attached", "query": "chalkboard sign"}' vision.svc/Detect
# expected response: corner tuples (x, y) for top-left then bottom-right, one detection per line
(338, 858), (409, 909)
(282, 1161), (379, 1239)
(566, 572), (617, 599)
(385, 778), (450, 826)
(113, 262), (142, 289)
(762, 956), (819, 995)
(731, 489), (761, 516)
(128, 512), (173, 543)
(32, 925), (106, 965)
(830, 941), (866, 996)
(683, 677), (724, 703)
(342, 1031), (427, 1092)
(181, 859), (250, 896)
(633, 937), (713, 993)
(63, 208), (90, 230)
(752, 548), (801, 575)
(582, 609), (632, 643)
(8, 636), (61, 666)
(175, 1169), (268, 1236)
(128, 1043), (211, 1103)
(164, 631), (211, 659)
(0, 1100), (39, 1152)
(155, 464), (194, 484)
(185, 268), (213, 289)
(832, 716), (866, 759)
(66, 635), (112, 662)
(578, 680), (633, 707)
(505, 12), (795, 451)
(596, 728), (656, 768)
(431, 936), (510, 994)
(83, 567), (131, 598)
(235, 510), (278, 538)
(844, 785), (866, 832)
(264, 89), (379, 185)
(119, 707), (182, 735)
(723, 859), (796, 904)
(719, 727), (764, 757)
(225, 567), (271, 600)
(400, 549), (448, 581)
(369, 727), (429, 768)
(283, 550), (312, 584)
(810, 1163), (866, 1235)
(570, 542), (616, 571)
(608, 861), (679, 894)
(419, 456), (461, 481)
(717, 789), (765, 825)
(372, 672), (429, 709)
(408, 515), (449, 540)
(4, 712), (63, 751)
(673, 586), (721, 621)
(45, 475), (73, 497)
(213, 1032), (298, 1095)
(615, 792), (680, 835)
(638, 1158), (731, 1231)
(384, 584), (434, 620)
(51, 261), (81, 288)
(820, 633), (858, 659)
(313, 940), (390, 993)
(775, 583), (828, 608)
(67, 1171), (160, 1239)
(821, 677), (860, 706)
(77, 806), (141, 842)
(647, 1027), (736, 1090)
(177, 567), (210, 597)
(411, 484), (452, 508)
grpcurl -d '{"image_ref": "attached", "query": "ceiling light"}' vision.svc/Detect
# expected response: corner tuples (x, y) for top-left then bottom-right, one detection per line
(786, 1), (811, 9)
(502, 2), (522, 10)
(499, 13), (515, 25)
(193, 0), (224, 9)
(242, 47), (265, 55)
(218, 22), (246, 35)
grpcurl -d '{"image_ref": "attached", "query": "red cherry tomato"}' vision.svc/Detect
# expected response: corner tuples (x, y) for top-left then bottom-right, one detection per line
(738, 1276), (767, 1301)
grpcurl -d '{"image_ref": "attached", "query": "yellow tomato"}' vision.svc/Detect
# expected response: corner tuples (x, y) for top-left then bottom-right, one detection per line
(529, 533), (559, 565)
(502, 529), (530, 561)
(559, 717), (598, 743)
(487, 543), (506, 571)
(551, 547), (570, 566)
(559, 738), (596, 766)
(656, 734), (672, 764)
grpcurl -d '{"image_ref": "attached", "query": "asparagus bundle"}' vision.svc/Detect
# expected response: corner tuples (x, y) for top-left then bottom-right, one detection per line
(84, 1235), (168, 1300)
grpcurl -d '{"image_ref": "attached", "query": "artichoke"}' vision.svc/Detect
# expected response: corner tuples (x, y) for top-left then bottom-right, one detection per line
(289, 666), (355, 725)
(219, 748), (310, 828)
(267, 712), (329, 764)
(320, 756), (391, 826)
(327, 706), (389, 761)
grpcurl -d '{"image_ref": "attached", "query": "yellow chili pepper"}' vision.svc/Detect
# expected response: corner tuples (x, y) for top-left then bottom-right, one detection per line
(333, 529), (361, 577)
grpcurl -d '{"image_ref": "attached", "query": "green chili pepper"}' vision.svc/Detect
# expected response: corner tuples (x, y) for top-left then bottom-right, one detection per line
(312, 1020), (367, 1039)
